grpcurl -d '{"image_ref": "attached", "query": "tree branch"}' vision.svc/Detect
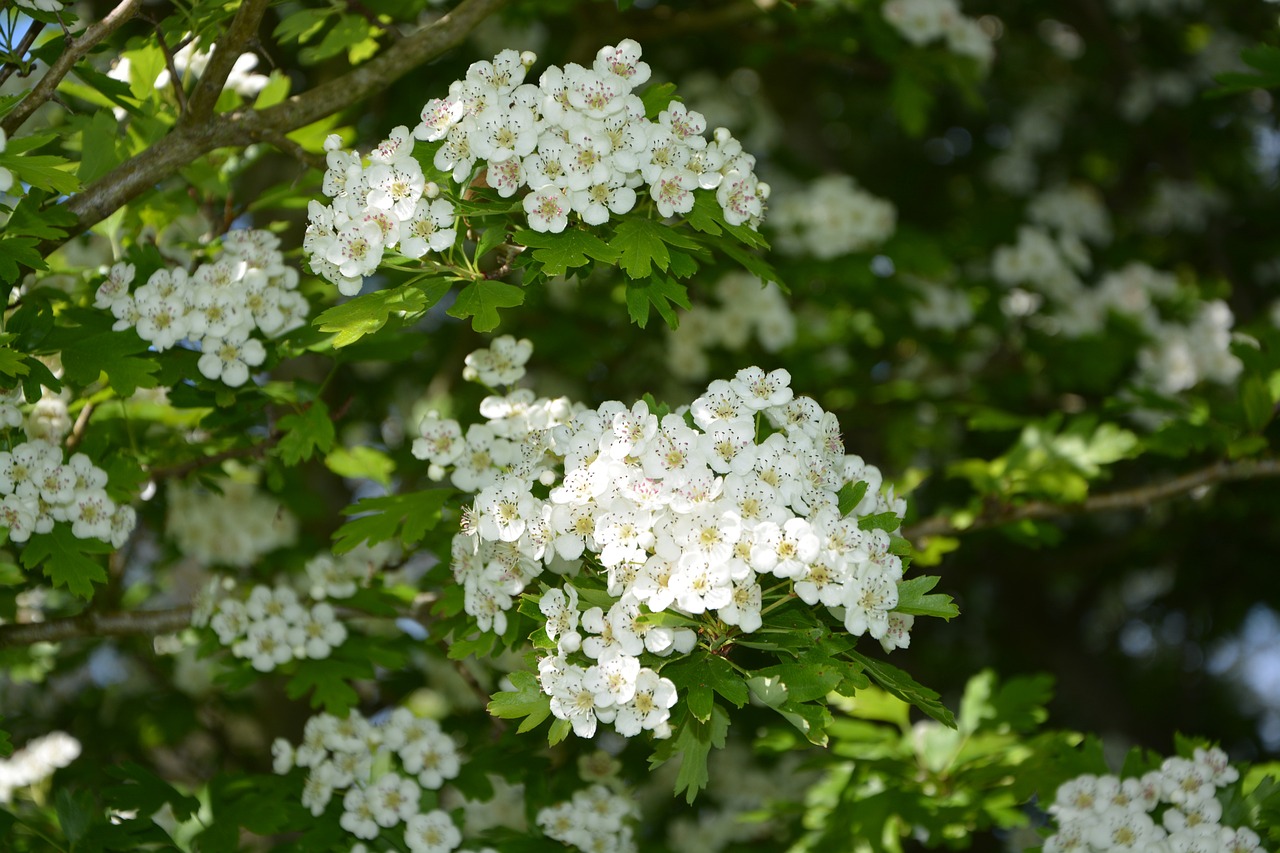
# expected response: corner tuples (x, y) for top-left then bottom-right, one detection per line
(146, 432), (282, 481)
(1, 0), (144, 137)
(46, 0), (506, 249)
(903, 457), (1280, 541)
(0, 20), (46, 88)
(0, 607), (192, 649)
(181, 0), (272, 126)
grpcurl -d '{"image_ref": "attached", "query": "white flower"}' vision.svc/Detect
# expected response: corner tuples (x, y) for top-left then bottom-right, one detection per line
(197, 335), (266, 387)
(523, 185), (571, 233)
(405, 809), (461, 853)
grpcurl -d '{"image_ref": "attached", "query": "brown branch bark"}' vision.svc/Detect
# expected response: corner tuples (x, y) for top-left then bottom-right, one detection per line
(1, 0), (144, 137)
(181, 0), (272, 126)
(903, 457), (1280, 541)
(0, 607), (192, 649)
(146, 432), (282, 481)
(44, 0), (506, 251)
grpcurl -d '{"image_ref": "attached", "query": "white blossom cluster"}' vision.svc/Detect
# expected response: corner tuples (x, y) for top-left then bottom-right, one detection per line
(0, 438), (135, 546)
(1135, 300), (1243, 397)
(1044, 746), (1267, 853)
(97, 229), (307, 387)
(770, 175), (897, 260)
(166, 478), (298, 568)
(0, 731), (80, 804)
(991, 223), (1244, 397)
(986, 90), (1074, 195)
(303, 40), (767, 293)
(415, 342), (915, 741)
(1027, 184), (1112, 246)
(908, 278), (975, 332)
(536, 784), (638, 853)
(666, 273), (796, 381)
(204, 582), (349, 672)
(0, 129), (12, 195)
(273, 708), (469, 852)
(1139, 180), (1228, 235)
(881, 0), (995, 69)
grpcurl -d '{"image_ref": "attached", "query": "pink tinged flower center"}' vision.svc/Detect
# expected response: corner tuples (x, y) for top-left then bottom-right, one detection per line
(347, 237), (370, 260)
(537, 196), (563, 218)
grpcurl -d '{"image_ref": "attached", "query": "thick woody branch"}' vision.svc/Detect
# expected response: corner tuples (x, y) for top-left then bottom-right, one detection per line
(49, 0), (505, 248)
(1, 0), (144, 137)
(0, 607), (192, 649)
(182, 0), (272, 126)
(903, 457), (1280, 541)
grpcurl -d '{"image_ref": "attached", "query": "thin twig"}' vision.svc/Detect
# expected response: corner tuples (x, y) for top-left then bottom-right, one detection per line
(65, 402), (93, 450)
(146, 433), (282, 481)
(1, 0), (144, 137)
(182, 0), (272, 127)
(262, 129), (327, 170)
(0, 607), (193, 648)
(154, 24), (188, 117)
(0, 19), (46, 88)
(903, 457), (1280, 541)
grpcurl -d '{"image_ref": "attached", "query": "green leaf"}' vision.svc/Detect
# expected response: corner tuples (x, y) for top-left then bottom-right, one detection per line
(0, 237), (48, 285)
(488, 669), (553, 734)
(58, 328), (160, 397)
(325, 445), (395, 485)
(0, 344), (30, 384)
(661, 704), (729, 804)
(0, 723), (10, 757)
(625, 274), (691, 329)
(847, 649), (956, 728)
(513, 227), (619, 278)
(859, 511), (902, 532)
(297, 14), (377, 65)
(447, 280), (525, 332)
(276, 401), (336, 465)
(285, 658), (364, 715)
(314, 277), (451, 347)
(640, 82), (680, 119)
(332, 489), (454, 554)
(0, 152), (80, 194)
(103, 762), (200, 822)
(77, 110), (125, 183)
(838, 480), (869, 516)
(20, 526), (111, 600)
(55, 787), (96, 843)
(610, 217), (701, 279)
(1242, 375), (1275, 433)
(895, 575), (959, 620)
(273, 7), (335, 44)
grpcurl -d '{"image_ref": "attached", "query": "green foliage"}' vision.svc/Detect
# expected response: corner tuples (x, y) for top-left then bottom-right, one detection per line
(332, 488), (454, 554)
(314, 277), (452, 347)
(19, 526), (112, 600)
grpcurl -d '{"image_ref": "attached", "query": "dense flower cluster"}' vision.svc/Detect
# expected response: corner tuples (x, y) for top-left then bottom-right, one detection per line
(908, 278), (975, 332)
(1044, 746), (1267, 852)
(415, 340), (914, 741)
(991, 221), (1244, 397)
(303, 40), (766, 293)
(97, 229), (306, 387)
(881, 0), (995, 68)
(770, 175), (896, 260)
(204, 582), (349, 672)
(536, 784), (638, 853)
(166, 478), (298, 568)
(666, 273), (795, 381)
(274, 709), (469, 852)
(0, 438), (135, 546)
(0, 732), (80, 804)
